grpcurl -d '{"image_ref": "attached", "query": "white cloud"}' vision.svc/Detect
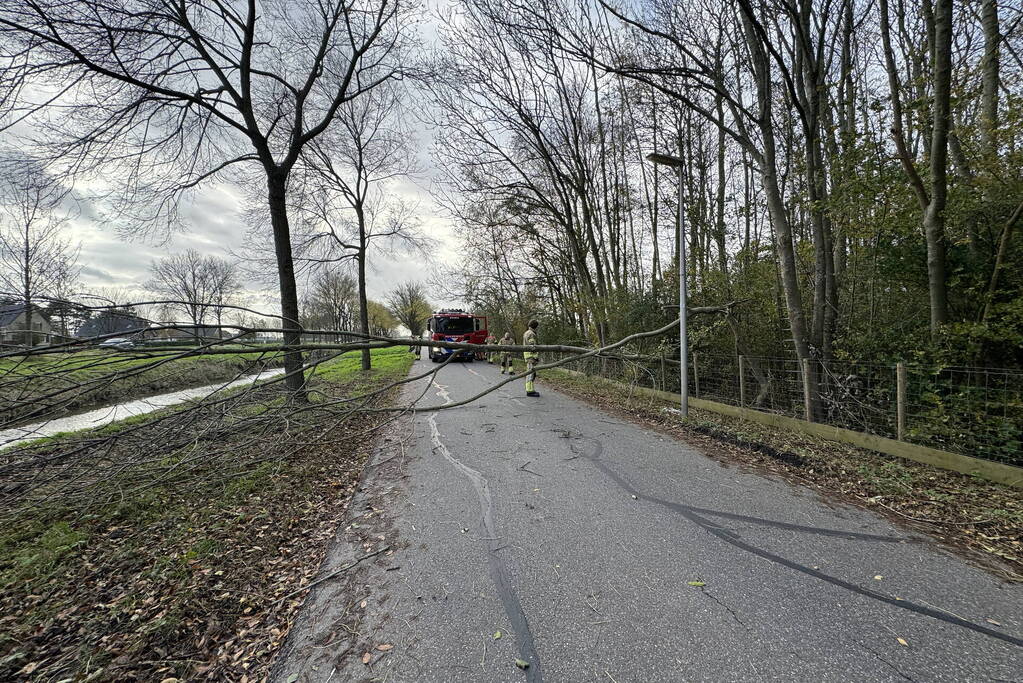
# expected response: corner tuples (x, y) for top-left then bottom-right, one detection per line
(64, 166), (462, 317)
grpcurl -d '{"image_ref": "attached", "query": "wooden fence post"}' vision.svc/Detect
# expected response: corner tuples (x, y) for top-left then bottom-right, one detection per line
(692, 352), (700, 398)
(738, 355), (746, 407)
(801, 358), (814, 423)
(659, 351), (666, 392)
(897, 362), (907, 441)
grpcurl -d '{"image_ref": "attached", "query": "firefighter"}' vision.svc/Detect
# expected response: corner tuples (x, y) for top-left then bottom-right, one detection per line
(499, 331), (514, 374)
(522, 319), (540, 397)
(485, 331), (497, 363)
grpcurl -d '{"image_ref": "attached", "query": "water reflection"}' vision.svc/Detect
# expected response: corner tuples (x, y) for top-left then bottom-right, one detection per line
(0, 368), (287, 450)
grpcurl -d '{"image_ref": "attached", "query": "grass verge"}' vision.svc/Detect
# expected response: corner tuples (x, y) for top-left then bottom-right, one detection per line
(541, 368), (1023, 582)
(0, 346), (415, 681)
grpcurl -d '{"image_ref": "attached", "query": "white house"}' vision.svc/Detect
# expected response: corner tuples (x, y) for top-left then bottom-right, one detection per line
(0, 304), (53, 347)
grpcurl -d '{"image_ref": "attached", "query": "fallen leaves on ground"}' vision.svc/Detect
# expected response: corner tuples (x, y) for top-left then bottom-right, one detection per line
(0, 375), (408, 681)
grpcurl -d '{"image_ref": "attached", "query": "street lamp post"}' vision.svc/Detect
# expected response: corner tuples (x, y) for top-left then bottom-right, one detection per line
(646, 152), (688, 418)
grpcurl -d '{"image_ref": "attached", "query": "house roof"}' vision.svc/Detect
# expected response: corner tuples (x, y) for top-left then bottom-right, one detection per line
(0, 304), (52, 328)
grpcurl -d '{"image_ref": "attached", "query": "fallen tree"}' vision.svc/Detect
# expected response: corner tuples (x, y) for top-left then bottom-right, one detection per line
(1, 294), (686, 522)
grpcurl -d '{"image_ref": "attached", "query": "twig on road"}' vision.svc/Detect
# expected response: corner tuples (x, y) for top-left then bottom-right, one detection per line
(277, 545), (391, 605)
(517, 460), (543, 477)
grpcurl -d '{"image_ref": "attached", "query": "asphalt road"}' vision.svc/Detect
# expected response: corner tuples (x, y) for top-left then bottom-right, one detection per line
(272, 358), (1023, 682)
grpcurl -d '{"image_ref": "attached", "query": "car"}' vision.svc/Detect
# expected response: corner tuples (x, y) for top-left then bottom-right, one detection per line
(97, 337), (136, 350)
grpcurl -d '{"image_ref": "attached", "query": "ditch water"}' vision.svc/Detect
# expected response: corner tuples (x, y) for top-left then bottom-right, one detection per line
(0, 368), (287, 450)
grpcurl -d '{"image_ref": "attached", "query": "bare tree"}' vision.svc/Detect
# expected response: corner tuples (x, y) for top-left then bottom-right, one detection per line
(431, 4), (635, 345)
(0, 0), (416, 391)
(208, 258), (244, 339)
(148, 250), (240, 339)
(304, 268), (358, 340)
(386, 281), (431, 337)
(297, 83), (425, 370)
(0, 168), (78, 345)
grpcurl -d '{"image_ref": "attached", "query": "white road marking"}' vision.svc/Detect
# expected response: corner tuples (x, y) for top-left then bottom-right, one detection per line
(426, 378), (543, 677)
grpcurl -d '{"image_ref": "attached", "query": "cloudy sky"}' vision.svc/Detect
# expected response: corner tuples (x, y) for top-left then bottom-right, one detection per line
(70, 167), (461, 315)
(44, 1), (464, 319)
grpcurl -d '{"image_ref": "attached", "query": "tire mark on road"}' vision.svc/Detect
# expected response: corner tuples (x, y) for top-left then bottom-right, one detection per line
(564, 440), (900, 543)
(428, 379), (543, 680)
(570, 434), (1023, 649)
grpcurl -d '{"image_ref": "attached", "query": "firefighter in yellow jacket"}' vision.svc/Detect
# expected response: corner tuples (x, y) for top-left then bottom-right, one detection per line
(485, 332), (497, 363)
(523, 319), (540, 397)
(499, 331), (514, 374)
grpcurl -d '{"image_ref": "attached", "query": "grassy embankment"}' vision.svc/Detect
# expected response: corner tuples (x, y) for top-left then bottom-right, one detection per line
(0, 346), (414, 681)
(0, 348), (287, 427)
(539, 367), (1023, 581)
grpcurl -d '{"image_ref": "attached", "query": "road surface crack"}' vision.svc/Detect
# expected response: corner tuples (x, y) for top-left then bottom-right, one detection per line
(858, 642), (915, 682)
(699, 589), (746, 628)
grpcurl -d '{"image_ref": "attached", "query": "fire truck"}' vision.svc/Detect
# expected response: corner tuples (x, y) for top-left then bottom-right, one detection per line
(426, 309), (488, 362)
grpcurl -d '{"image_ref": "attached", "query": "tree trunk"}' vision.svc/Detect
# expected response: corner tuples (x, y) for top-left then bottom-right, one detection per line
(22, 223), (32, 347)
(741, 16), (809, 360)
(978, 0), (1000, 272)
(740, 5), (819, 415)
(650, 90), (662, 288)
(924, 0), (952, 335)
(880, 0), (950, 338)
(835, 0), (855, 286)
(267, 171), (307, 395)
(714, 90), (728, 281)
(980, 0), (999, 159)
(357, 205), (372, 371)
(981, 200), (1023, 324)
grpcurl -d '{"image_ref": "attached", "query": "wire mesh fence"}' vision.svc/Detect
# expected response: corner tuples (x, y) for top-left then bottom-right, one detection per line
(553, 351), (1023, 468)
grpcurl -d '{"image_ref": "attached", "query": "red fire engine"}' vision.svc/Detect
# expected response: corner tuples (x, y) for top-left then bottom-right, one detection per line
(426, 309), (488, 362)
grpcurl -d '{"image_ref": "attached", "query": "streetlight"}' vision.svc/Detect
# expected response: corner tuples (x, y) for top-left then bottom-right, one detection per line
(646, 152), (688, 418)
